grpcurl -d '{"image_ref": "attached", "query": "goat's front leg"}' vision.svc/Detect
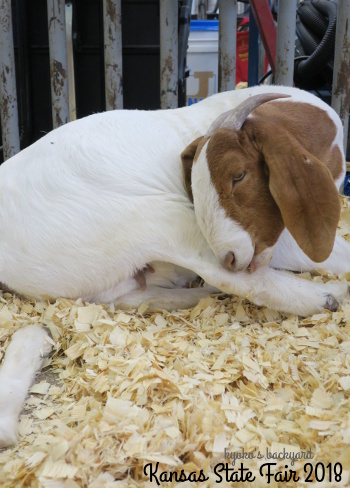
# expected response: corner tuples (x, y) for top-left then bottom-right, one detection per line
(135, 212), (349, 315)
(270, 230), (350, 274)
(171, 251), (349, 316)
(0, 324), (52, 448)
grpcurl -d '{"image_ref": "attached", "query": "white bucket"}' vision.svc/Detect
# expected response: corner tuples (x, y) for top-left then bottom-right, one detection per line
(186, 20), (219, 106)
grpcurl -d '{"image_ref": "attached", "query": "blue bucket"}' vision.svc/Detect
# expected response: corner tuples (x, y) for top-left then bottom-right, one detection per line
(344, 173), (350, 196)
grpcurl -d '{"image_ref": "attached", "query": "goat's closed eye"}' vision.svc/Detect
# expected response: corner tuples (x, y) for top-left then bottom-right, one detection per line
(233, 171), (246, 182)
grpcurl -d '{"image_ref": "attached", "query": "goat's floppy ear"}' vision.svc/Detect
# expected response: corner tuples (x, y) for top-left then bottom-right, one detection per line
(258, 126), (340, 262)
(181, 136), (205, 202)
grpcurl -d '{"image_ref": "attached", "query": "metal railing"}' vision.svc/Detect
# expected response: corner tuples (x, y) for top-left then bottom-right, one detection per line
(47, 0), (70, 129)
(0, 0), (20, 159)
(160, 0), (179, 109)
(331, 0), (350, 154)
(0, 0), (349, 161)
(218, 0), (237, 92)
(103, 0), (123, 110)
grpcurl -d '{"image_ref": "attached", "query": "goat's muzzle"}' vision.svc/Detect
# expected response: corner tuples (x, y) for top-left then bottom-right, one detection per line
(224, 251), (236, 270)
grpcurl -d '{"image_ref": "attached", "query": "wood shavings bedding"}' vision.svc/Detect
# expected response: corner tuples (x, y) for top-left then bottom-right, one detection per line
(0, 198), (350, 487)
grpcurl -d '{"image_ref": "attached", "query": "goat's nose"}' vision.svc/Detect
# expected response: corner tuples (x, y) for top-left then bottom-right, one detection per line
(224, 251), (236, 270)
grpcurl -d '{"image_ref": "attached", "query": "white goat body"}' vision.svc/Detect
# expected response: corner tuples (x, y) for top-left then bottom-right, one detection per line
(0, 85), (347, 313)
(0, 85), (350, 448)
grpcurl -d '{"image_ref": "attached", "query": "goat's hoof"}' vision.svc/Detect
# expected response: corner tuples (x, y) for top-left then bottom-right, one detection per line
(11, 324), (53, 360)
(324, 295), (339, 312)
(40, 328), (53, 357)
(43, 327), (53, 344)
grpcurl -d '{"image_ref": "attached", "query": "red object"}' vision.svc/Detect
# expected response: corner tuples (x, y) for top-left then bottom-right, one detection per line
(236, 18), (269, 84)
(236, 29), (249, 83)
(249, 0), (277, 73)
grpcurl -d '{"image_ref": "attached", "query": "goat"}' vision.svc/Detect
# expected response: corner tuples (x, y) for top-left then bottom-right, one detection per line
(0, 85), (349, 447)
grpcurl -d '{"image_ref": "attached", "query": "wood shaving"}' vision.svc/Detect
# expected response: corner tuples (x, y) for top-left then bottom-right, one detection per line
(0, 197), (350, 487)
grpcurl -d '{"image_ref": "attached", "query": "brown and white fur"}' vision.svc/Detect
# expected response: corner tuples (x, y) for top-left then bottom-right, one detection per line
(0, 85), (350, 448)
(185, 94), (344, 272)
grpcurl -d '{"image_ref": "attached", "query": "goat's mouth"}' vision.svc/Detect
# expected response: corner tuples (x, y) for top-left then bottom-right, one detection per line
(247, 260), (257, 273)
(223, 247), (274, 273)
(248, 247), (274, 272)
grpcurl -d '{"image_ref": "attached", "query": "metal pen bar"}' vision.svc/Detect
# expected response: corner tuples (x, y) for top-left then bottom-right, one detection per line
(249, 0), (277, 73)
(103, 0), (123, 110)
(331, 0), (350, 156)
(248, 9), (259, 86)
(218, 0), (237, 92)
(178, 0), (192, 108)
(47, 0), (70, 128)
(258, 36), (266, 81)
(198, 0), (207, 20)
(65, 1), (76, 120)
(274, 0), (297, 86)
(0, 0), (20, 160)
(160, 0), (178, 109)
